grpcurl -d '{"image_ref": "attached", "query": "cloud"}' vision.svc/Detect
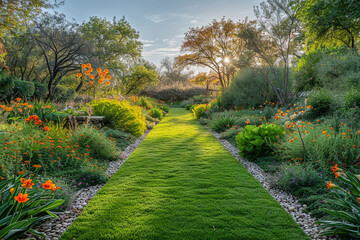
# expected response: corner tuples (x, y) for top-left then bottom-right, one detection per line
(143, 44), (155, 47)
(142, 47), (180, 57)
(190, 19), (199, 24)
(146, 14), (167, 23)
(140, 39), (155, 43)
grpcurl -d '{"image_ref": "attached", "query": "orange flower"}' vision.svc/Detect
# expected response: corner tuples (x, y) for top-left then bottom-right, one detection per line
(106, 74), (111, 80)
(322, 131), (327, 135)
(42, 180), (54, 190)
(81, 64), (86, 69)
(334, 172), (340, 178)
(245, 120), (250, 125)
(86, 63), (91, 68)
(33, 164), (42, 168)
(21, 178), (34, 189)
(50, 184), (61, 192)
(98, 79), (104, 84)
(105, 81), (110, 86)
(89, 81), (94, 85)
(10, 188), (14, 193)
(326, 181), (335, 189)
(90, 74), (95, 79)
(103, 69), (109, 73)
(357, 198), (360, 204)
(15, 98), (21, 102)
(289, 139), (293, 143)
(77, 73), (82, 78)
(17, 171), (24, 175)
(88, 68), (93, 72)
(85, 71), (90, 75)
(14, 193), (29, 203)
(42, 126), (50, 131)
(331, 164), (338, 173)
(97, 68), (102, 73)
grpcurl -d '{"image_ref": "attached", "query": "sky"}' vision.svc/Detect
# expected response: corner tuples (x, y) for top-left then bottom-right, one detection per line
(57, 0), (262, 68)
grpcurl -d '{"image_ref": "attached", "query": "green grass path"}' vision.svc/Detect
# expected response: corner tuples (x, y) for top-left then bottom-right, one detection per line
(61, 108), (309, 240)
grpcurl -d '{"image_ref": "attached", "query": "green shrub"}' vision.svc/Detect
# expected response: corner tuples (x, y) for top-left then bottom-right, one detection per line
(222, 68), (276, 108)
(192, 104), (211, 119)
(136, 96), (152, 109)
(33, 82), (48, 99)
(210, 115), (237, 133)
(344, 88), (360, 109)
(53, 86), (76, 102)
(0, 73), (15, 101)
(13, 80), (35, 99)
(235, 124), (284, 160)
(185, 104), (193, 110)
(149, 108), (163, 120)
(71, 126), (118, 160)
(180, 99), (192, 107)
(142, 87), (206, 102)
(271, 164), (324, 195)
(157, 105), (169, 113)
(44, 112), (69, 125)
(102, 128), (136, 151)
(91, 99), (146, 137)
(308, 89), (334, 118)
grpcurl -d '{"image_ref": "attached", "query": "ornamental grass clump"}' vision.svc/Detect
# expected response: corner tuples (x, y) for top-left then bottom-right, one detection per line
(90, 99), (146, 137)
(210, 114), (237, 133)
(315, 166), (360, 239)
(0, 176), (63, 239)
(235, 123), (284, 160)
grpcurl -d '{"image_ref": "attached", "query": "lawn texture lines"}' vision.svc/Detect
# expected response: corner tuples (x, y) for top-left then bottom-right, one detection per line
(61, 108), (309, 240)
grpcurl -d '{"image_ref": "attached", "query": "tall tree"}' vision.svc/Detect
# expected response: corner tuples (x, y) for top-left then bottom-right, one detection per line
(296, 0), (360, 48)
(33, 14), (86, 100)
(239, 0), (301, 104)
(158, 57), (193, 87)
(0, 0), (62, 68)
(122, 66), (158, 95)
(176, 18), (250, 88)
(190, 72), (219, 90)
(80, 16), (142, 83)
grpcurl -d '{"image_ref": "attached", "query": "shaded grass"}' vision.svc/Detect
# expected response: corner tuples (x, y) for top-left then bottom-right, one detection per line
(61, 108), (309, 240)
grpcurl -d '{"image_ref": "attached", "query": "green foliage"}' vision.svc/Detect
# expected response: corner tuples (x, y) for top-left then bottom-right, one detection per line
(222, 68), (276, 108)
(210, 115), (237, 133)
(220, 126), (243, 147)
(13, 80), (35, 99)
(180, 99), (192, 108)
(184, 104), (193, 110)
(315, 171), (360, 238)
(307, 89), (334, 118)
(33, 82), (47, 100)
(53, 86), (76, 103)
(192, 104), (211, 119)
(235, 124), (284, 160)
(297, 0), (360, 48)
(271, 164), (324, 195)
(102, 128), (136, 151)
(122, 66), (159, 95)
(0, 73), (15, 101)
(136, 96), (152, 109)
(149, 108), (163, 120)
(91, 99), (146, 137)
(71, 126), (118, 160)
(157, 105), (169, 113)
(0, 176), (64, 239)
(344, 88), (360, 109)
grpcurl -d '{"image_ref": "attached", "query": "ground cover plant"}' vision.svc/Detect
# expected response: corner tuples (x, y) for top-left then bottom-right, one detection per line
(62, 108), (308, 240)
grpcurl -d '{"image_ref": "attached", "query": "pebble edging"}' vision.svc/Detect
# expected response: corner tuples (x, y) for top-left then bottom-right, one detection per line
(207, 127), (337, 240)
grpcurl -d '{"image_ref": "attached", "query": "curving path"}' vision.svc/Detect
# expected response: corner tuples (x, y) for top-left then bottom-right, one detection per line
(61, 108), (309, 240)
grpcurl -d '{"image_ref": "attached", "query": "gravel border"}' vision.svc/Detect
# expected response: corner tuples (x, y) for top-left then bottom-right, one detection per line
(33, 129), (152, 240)
(206, 126), (336, 240)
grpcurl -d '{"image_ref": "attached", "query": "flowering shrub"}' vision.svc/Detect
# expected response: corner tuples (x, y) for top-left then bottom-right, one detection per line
(149, 108), (163, 120)
(192, 104), (211, 119)
(235, 124), (284, 160)
(0, 176), (63, 239)
(136, 96), (152, 109)
(90, 99), (146, 137)
(315, 167), (360, 238)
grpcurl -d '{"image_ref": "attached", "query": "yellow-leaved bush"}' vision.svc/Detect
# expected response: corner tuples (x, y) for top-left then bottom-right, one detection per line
(90, 99), (146, 137)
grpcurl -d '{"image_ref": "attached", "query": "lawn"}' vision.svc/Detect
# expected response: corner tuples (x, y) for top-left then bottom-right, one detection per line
(61, 108), (309, 240)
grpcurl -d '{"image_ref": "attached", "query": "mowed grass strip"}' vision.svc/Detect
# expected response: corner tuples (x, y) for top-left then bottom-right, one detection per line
(61, 108), (309, 240)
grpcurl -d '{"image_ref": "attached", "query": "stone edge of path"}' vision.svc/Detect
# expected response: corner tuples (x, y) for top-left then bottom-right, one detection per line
(31, 129), (153, 240)
(206, 126), (337, 240)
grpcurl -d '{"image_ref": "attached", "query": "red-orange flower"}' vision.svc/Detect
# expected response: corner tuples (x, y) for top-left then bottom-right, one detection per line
(42, 126), (50, 131)
(331, 164), (338, 173)
(105, 81), (110, 86)
(21, 178), (34, 189)
(86, 63), (91, 68)
(15, 98), (21, 102)
(89, 81), (94, 85)
(77, 73), (82, 78)
(14, 193), (29, 203)
(42, 180), (54, 190)
(81, 64), (86, 69)
(97, 68), (102, 73)
(90, 74), (95, 79)
(326, 181), (335, 189)
(10, 188), (14, 193)
(106, 74), (111, 80)
(50, 184), (61, 192)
